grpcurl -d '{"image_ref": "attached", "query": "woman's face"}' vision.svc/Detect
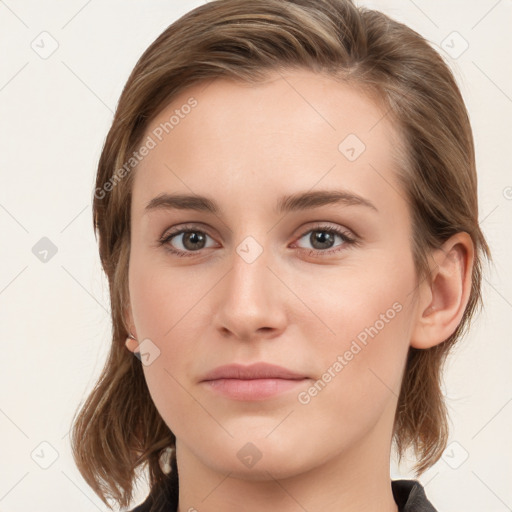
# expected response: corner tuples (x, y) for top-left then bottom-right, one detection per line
(128, 70), (420, 479)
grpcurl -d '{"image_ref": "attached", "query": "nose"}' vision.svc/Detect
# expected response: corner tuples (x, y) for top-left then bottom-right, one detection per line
(211, 241), (287, 341)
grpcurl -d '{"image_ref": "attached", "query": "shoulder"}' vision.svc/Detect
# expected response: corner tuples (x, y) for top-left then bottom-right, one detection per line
(392, 479), (438, 512)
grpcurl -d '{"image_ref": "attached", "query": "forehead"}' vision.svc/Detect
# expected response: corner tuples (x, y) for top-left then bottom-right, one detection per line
(132, 70), (405, 219)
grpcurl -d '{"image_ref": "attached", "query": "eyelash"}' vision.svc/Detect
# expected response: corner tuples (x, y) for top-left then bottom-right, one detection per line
(158, 223), (359, 258)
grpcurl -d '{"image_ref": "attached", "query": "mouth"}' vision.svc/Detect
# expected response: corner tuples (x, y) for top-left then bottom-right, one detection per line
(200, 362), (309, 401)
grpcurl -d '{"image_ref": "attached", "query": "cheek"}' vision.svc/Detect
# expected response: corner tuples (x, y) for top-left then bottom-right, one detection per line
(293, 320), (411, 454)
(296, 257), (415, 428)
(128, 255), (213, 431)
(128, 251), (208, 340)
(298, 253), (414, 356)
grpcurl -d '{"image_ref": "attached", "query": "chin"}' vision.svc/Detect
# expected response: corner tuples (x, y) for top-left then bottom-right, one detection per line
(195, 432), (314, 479)
(206, 449), (309, 482)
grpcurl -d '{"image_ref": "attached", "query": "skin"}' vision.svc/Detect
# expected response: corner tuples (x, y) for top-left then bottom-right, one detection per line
(125, 69), (474, 512)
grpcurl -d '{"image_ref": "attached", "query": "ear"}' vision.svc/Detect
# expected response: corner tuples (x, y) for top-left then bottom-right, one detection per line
(410, 232), (475, 349)
(124, 302), (140, 353)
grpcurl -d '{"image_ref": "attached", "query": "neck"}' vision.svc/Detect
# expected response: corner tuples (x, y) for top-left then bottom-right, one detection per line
(175, 416), (399, 512)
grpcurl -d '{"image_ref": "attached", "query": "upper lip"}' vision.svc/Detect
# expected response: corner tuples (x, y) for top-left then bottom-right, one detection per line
(200, 363), (307, 381)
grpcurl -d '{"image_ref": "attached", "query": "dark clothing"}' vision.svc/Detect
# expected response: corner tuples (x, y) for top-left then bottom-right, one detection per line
(130, 477), (437, 511)
(392, 479), (438, 511)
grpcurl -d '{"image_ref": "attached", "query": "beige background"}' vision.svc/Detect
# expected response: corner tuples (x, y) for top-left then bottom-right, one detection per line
(1, 0), (511, 510)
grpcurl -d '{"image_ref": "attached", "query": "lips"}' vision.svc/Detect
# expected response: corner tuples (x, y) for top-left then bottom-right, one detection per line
(200, 363), (309, 401)
(200, 362), (307, 382)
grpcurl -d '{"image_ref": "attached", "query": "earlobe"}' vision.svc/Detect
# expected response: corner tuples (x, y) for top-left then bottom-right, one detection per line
(125, 334), (140, 353)
(123, 303), (139, 352)
(410, 232), (474, 350)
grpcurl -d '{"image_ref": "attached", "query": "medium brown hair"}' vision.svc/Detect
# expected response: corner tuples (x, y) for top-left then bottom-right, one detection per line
(70, 0), (491, 508)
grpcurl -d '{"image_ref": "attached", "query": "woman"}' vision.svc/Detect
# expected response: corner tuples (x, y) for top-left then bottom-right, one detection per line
(71, 1), (491, 510)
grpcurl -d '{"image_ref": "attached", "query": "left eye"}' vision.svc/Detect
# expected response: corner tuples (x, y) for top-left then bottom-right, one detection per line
(294, 227), (355, 252)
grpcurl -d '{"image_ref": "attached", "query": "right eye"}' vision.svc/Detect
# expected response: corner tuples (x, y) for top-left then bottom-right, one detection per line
(159, 226), (218, 257)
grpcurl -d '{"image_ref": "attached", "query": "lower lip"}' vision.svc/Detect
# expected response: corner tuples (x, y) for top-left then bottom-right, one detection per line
(202, 378), (308, 400)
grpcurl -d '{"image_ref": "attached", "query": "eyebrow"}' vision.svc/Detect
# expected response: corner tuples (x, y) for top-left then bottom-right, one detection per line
(144, 189), (378, 215)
